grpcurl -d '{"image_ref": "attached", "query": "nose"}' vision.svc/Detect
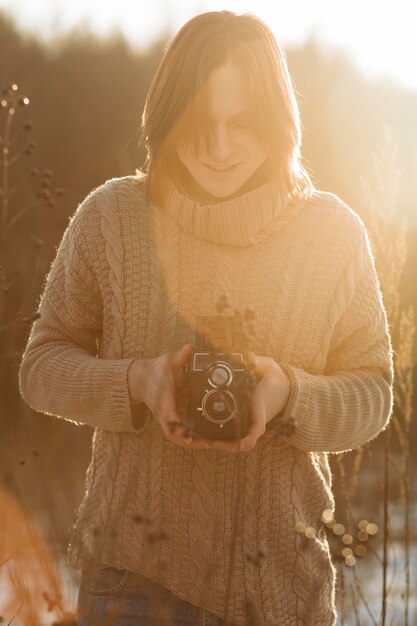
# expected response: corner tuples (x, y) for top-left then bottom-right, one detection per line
(207, 123), (235, 162)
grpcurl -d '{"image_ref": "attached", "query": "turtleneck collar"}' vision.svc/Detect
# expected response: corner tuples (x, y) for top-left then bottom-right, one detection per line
(160, 178), (307, 247)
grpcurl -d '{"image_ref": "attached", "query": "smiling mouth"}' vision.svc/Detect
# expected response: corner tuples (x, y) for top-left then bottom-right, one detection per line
(203, 162), (241, 172)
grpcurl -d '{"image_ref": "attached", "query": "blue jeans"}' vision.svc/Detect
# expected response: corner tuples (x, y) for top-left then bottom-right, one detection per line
(77, 566), (228, 626)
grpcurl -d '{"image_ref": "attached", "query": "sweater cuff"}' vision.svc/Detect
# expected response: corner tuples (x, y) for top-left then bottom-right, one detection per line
(270, 361), (311, 428)
(109, 356), (150, 433)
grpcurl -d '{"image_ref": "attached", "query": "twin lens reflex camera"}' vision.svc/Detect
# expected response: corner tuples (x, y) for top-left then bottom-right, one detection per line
(183, 316), (251, 440)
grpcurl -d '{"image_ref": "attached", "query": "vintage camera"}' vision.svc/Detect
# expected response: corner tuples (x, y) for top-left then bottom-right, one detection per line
(184, 316), (250, 440)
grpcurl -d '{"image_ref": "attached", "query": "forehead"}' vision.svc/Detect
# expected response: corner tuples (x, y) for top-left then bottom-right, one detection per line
(204, 60), (252, 120)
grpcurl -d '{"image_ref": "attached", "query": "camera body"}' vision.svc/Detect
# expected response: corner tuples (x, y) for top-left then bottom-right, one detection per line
(184, 316), (250, 440)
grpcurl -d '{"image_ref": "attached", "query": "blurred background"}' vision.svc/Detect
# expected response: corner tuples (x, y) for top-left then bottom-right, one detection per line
(0, 1), (416, 624)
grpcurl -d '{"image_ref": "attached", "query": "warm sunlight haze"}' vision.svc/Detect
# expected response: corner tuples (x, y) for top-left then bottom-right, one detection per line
(1, 0), (416, 93)
(1, 5), (416, 626)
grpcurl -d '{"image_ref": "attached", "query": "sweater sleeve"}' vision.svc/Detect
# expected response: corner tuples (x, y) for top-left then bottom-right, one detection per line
(18, 190), (150, 433)
(275, 220), (394, 453)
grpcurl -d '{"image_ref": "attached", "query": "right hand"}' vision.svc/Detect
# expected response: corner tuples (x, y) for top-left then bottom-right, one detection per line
(127, 344), (213, 449)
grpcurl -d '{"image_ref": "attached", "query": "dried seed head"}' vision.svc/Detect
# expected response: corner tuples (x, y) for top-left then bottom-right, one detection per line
(321, 509), (334, 525)
(147, 528), (169, 544)
(357, 530), (369, 542)
(245, 549), (266, 566)
(358, 519), (370, 531)
(295, 521), (306, 534)
(132, 512), (151, 525)
(215, 293), (231, 314)
(304, 526), (316, 539)
(272, 415), (296, 438)
(243, 308), (256, 320)
(332, 523), (345, 536)
(366, 523), (378, 536)
(355, 544), (367, 557)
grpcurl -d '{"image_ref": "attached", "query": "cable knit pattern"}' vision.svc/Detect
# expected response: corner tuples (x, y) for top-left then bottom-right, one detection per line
(18, 172), (394, 626)
(94, 186), (125, 546)
(189, 449), (216, 605)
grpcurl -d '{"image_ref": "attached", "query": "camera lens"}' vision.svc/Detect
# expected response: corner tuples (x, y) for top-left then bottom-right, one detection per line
(213, 396), (226, 412)
(208, 362), (232, 388)
(202, 389), (236, 424)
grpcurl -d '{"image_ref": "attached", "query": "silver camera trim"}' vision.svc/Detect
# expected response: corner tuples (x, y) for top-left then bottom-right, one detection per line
(207, 362), (233, 388)
(192, 352), (245, 372)
(200, 388), (237, 424)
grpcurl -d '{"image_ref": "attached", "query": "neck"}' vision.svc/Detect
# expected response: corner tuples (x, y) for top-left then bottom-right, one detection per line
(172, 157), (275, 205)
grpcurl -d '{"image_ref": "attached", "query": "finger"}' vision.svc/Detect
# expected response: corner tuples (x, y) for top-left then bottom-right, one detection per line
(242, 401), (267, 444)
(244, 351), (277, 378)
(186, 438), (214, 450)
(160, 416), (182, 440)
(162, 426), (212, 450)
(158, 391), (190, 443)
(215, 407), (266, 453)
(162, 422), (192, 447)
(237, 424), (264, 451)
(210, 438), (251, 453)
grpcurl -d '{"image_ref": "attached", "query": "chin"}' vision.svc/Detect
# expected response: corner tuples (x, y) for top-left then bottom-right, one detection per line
(196, 171), (256, 200)
(201, 184), (243, 199)
(199, 160), (271, 198)
(174, 156), (271, 202)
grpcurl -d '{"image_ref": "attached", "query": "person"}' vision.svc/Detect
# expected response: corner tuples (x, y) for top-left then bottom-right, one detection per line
(18, 10), (394, 626)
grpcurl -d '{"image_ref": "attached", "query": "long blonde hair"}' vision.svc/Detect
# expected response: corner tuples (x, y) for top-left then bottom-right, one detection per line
(139, 10), (314, 206)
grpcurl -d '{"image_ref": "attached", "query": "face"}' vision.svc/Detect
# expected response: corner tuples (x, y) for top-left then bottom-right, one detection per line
(175, 60), (268, 200)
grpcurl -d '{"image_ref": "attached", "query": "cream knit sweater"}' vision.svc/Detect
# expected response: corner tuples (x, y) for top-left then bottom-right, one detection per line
(19, 173), (394, 626)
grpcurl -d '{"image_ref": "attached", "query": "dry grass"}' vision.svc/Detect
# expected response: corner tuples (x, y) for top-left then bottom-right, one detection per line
(1, 88), (415, 625)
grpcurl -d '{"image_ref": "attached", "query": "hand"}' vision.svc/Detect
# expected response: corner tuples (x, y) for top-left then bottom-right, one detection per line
(209, 351), (291, 454)
(128, 344), (213, 450)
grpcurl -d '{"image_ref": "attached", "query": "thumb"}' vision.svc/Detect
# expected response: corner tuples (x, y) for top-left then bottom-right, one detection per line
(244, 350), (258, 372)
(170, 344), (194, 373)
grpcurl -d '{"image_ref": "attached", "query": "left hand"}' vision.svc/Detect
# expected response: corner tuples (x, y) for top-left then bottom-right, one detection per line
(208, 351), (291, 453)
